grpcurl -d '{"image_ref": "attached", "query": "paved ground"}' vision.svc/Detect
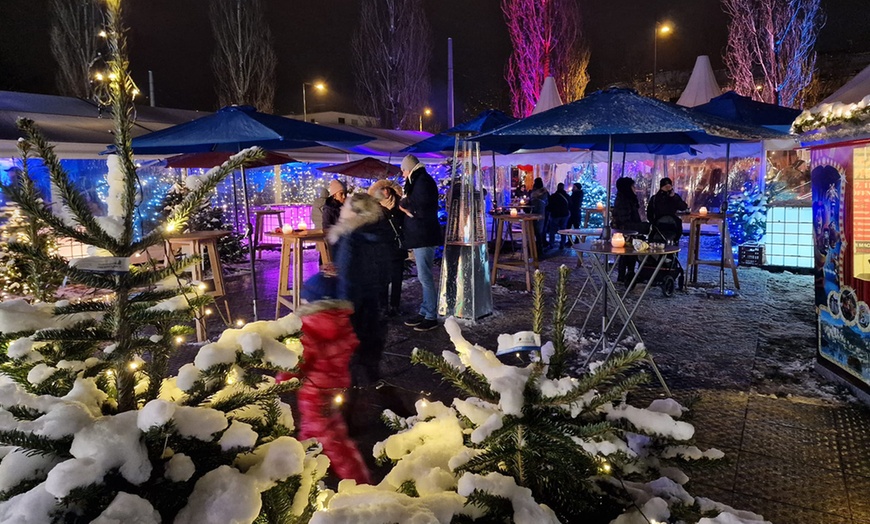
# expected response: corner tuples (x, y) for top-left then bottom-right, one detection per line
(199, 236), (870, 524)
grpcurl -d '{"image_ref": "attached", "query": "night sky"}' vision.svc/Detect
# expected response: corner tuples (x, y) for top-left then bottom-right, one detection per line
(1, 0), (868, 128)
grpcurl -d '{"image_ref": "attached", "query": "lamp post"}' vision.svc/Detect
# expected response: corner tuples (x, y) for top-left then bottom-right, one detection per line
(419, 108), (432, 131)
(652, 23), (672, 99)
(302, 82), (325, 122)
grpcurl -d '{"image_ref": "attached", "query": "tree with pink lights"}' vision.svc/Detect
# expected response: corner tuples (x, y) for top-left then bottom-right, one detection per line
(501, 0), (590, 117)
(723, 0), (824, 108)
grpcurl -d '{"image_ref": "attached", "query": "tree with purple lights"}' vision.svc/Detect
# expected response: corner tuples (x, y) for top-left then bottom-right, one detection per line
(501, 0), (590, 117)
(722, 0), (825, 108)
(352, 0), (432, 130)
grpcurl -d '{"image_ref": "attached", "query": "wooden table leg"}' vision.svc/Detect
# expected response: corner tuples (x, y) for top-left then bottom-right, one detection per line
(276, 237), (292, 318)
(521, 221), (532, 291)
(722, 221), (740, 289)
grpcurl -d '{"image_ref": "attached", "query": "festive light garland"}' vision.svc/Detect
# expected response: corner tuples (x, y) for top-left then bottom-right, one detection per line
(792, 95), (870, 135)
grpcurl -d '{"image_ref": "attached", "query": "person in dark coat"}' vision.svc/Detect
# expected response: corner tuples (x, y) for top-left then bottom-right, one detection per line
(647, 177), (688, 241)
(568, 182), (584, 230)
(547, 182), (571, 249)
(398, 154), (443, 332)
(320, 179), (347, 232)
(529, 177), (549, 255)
(369, 179), (406, 317)
(327, 193), (393, 386)
(612, 177), (649, 283)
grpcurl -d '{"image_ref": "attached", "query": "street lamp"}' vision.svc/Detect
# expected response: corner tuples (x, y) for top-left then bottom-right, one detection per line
(419, 108), (432, 131)
(652, 22), (672, 99)
(302, 82), (325, 122)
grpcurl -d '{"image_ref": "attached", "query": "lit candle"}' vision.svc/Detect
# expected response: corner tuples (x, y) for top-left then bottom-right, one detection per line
(282, 224), (293, 234)
(520, 198), (526, 205)
(297, 220), (308, 231)
(510, 208), (518, 217)
(699, 206), (708, 216)
(610, 232), (625, 248)
(596, 202), (604, 210)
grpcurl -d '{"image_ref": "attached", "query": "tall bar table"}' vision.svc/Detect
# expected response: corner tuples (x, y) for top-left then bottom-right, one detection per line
(267, 229), (331, 317)
(572, 240), (675, 394)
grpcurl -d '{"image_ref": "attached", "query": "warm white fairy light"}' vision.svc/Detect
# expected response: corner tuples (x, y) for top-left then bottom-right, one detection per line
(333, 393), (344, 406)
(197, 283), (207, 291)
(128, 361), (139, 370)
(174, 336), (184, 345)
(235, 319), (245, 327)
(204, 308), (213, 316)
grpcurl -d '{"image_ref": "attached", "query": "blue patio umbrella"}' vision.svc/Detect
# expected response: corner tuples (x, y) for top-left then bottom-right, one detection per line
(477, 88), (785, 236)
(120, 105), (374, 320)
(693, 91), (801, 132)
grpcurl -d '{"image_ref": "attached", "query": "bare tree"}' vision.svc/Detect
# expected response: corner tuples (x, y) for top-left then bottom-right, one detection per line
(209, 0), (277, 113)
(50, 0), (102, 98)
(722, 0), (824, 108)
(502, 0), (590, 117)
(352, 0), (432, 130)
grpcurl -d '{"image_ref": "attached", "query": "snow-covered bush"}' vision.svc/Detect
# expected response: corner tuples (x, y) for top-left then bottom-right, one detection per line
(0, 2), (328, 521)
(312, 268), (770, 524)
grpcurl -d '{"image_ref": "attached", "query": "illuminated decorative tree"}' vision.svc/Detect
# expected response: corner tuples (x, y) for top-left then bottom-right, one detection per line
(352, 0), (432, 129)
(209, 0), (277, 113)
(722, 0), (825, 108)
(501, 0), (590, 117)
(49, 0), (103, 98)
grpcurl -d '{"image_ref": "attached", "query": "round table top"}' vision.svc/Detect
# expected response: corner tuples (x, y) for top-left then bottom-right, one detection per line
(265, 228), (327, 239)
(682, 212), (725, 221)
(558, 228), (639, 237)
(573, 241), (679, 256)
(582, 207), (607, 213)
(493, 213), (543, 221)
(254, 209), (285, 215)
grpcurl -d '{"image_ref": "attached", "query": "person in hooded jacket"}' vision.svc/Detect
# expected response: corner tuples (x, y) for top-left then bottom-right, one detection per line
(547, 182), (571, 249)
(327, 192), (394, 386)
(612, 177), (649, 283)
(289, 299), (371, 484)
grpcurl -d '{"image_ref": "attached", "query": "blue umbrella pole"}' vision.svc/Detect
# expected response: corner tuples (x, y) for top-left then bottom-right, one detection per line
(601, 135), (614, 240)
(240, 166), (260, 320)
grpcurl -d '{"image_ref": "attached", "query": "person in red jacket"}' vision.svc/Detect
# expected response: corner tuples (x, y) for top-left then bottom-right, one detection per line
(291, 299), (371, 484)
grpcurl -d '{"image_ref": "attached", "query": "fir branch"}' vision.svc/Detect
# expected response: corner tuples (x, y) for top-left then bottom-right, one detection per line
(570, 349), (648, 400)
(547, 265), (570, 378)
(124, 257), (198, 289)
(32, 325), (113, 343)
(580, 373), (649, 415)
(61, 265), (121, 290)
(0, 429), (72, 457)
(53, 300), (114, 315)
(0, 477), (43, 503)
(15, 119), (121, 252)
(463, 490), (514, 521)
(411, 349), (498, 403)
(209, 383), (296, 413)
(397, 480), (419, 497)
(6, 405), (44, 421)
(128, 287), (194, 304)
(532, 270), (545, 334)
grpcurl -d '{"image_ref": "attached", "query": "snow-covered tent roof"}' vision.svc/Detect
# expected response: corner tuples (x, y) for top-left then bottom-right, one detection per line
(531, 76), (563, 115)
(822, 62), (870, 105)
(677, 56), (721, 107)
(0, 91), (207, 158)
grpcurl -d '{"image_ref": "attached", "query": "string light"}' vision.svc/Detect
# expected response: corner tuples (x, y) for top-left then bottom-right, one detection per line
(235, 319), (245, 327)
(174, 336), (184, 345)
(197, 283), (207, 291)
(98, 30), (107, 38)
(333, 393), (344, 406)
(128, 361), (139, 370)
(204, 308), (213, 316)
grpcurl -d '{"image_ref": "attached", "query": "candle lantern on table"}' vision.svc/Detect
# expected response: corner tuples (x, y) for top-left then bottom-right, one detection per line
(611, 232), (625, 248)
(510, 208), (518, 217)
(438, 137), (493, 320)
(297, 220), (307, 231)
(699, 206), (708, 216)
(282, 224), (294, 234)
(596, 202), (604, 210)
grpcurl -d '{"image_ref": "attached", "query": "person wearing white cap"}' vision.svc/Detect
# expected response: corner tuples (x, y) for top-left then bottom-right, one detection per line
(321, 178), (347, 232)
(398, 154), (442, 331)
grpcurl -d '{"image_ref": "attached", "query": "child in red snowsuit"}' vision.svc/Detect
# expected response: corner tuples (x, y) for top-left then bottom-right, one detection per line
(294, 300), (370, 484)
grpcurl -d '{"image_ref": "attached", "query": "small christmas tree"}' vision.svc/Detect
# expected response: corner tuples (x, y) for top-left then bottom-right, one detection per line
(0, 204), (66, 302)
(160, 181), (247, 264)
(726, 180), (767, 247)
(0, 2), (326, 522)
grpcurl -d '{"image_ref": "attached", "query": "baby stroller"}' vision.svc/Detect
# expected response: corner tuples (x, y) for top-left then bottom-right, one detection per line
(634, 215), (685, 297)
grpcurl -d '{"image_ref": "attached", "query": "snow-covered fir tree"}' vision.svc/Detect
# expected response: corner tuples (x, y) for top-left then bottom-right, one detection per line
(307, 269), (769, 524)
(0, 2), (327, 522)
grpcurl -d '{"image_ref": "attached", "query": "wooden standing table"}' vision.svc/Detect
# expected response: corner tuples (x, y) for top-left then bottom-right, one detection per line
(683, 212), (739, 289)
(268, 229), (332, 317)
(490, 214), (541, 291)
(165, 230), (231, 342)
